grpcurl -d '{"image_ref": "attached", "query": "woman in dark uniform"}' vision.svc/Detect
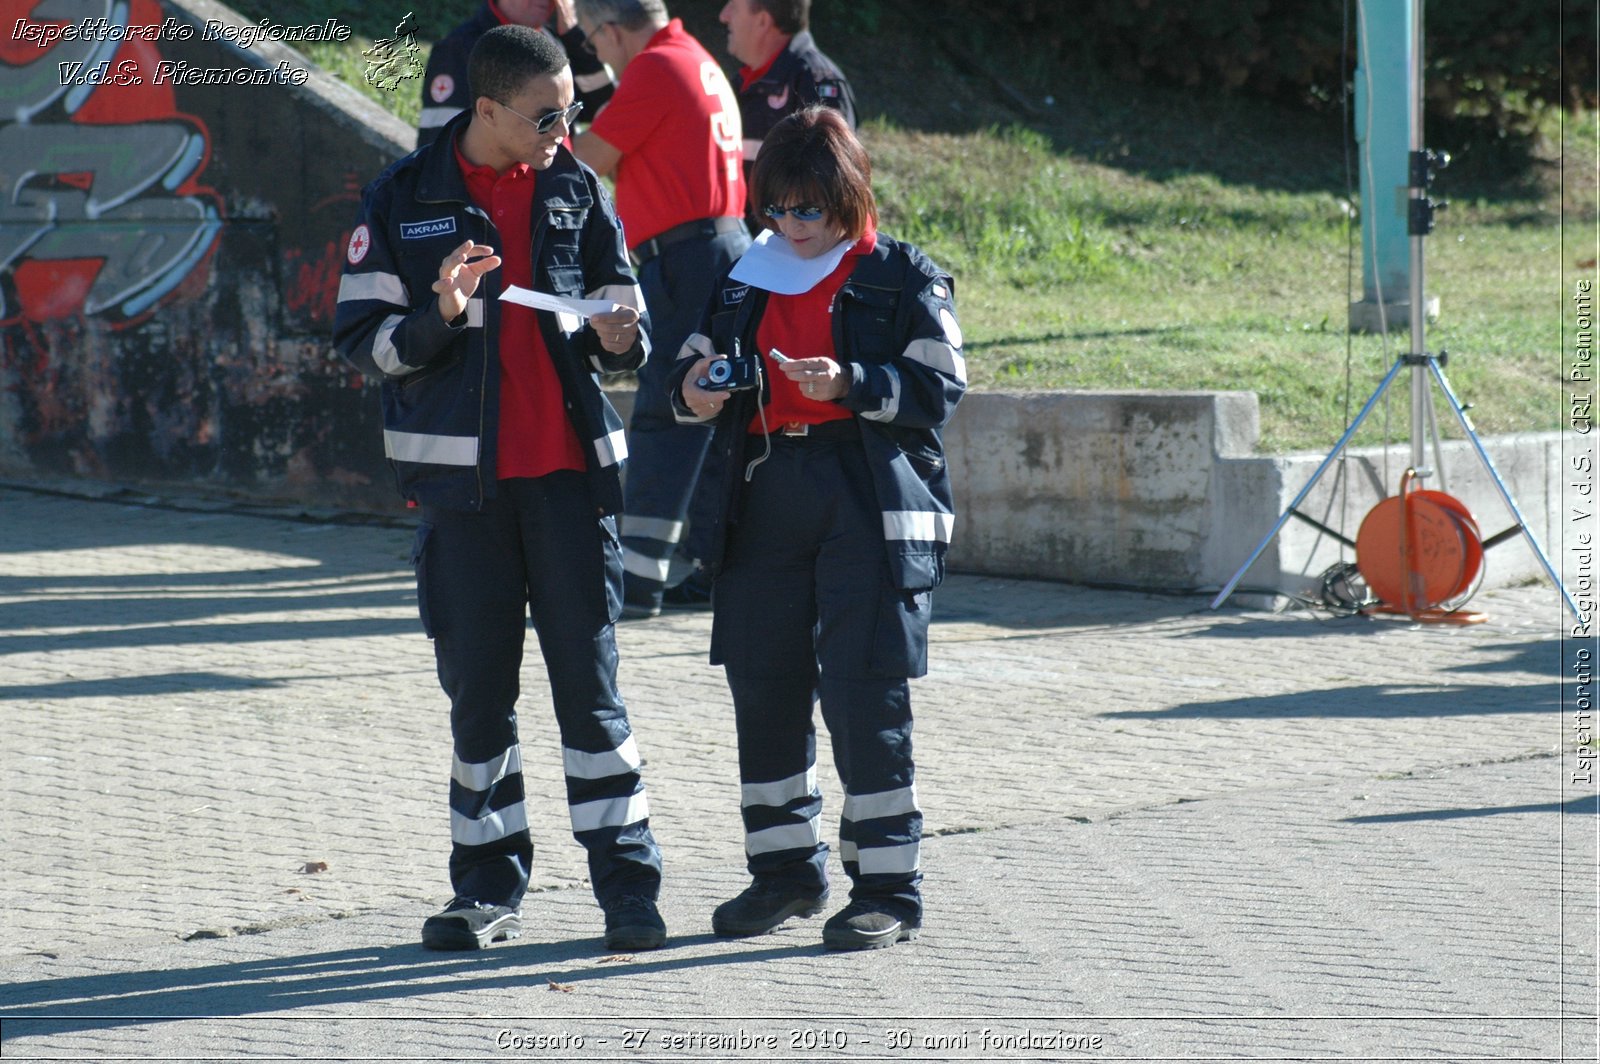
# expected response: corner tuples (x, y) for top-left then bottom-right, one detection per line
(668, 106), (966, 951)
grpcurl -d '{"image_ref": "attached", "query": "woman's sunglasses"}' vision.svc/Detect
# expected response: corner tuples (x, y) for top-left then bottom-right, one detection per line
(762, 204), (827, 222)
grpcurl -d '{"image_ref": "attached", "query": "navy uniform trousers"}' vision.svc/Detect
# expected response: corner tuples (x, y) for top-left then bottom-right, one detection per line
(710, 430), (927, 923)
(414, 471), (662, 909)
(619, 225), (750, 596)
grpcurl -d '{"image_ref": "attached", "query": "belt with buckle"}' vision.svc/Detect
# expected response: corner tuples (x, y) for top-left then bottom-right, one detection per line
(631, 217), (747, 265)
(775, 419), (857, 439)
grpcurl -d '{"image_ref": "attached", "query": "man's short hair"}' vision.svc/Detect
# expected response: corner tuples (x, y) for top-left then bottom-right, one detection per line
(751, 105), (875, 242)
(750, 0), (809, 36)
(468, 24), (568, 104)
(574, 0), (668, 33)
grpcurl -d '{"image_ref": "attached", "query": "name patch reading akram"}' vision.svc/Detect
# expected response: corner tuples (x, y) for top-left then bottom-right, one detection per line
(401, 217), (457, 240)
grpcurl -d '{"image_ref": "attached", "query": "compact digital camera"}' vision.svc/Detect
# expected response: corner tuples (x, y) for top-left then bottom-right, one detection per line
(699, 356), (760, 392)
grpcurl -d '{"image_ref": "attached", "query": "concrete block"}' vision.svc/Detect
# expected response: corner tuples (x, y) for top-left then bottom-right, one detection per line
(943, 391), (1258, 587)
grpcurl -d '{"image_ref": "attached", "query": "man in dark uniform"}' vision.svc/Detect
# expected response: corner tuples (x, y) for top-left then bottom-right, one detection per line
(720, 0), (855, 200)
(660, 0), (858, 609)
(417, 0), (614, 148)
(337, 25), (666, 954)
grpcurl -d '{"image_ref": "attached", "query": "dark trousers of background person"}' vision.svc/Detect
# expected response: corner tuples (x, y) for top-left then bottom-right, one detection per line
(709, 430), (926, 924)
(620, 225), (750, 607)
(414, 471), (663, 910)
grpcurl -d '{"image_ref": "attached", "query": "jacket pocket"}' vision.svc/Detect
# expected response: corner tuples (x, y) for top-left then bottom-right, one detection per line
(838, 283), (899, 363)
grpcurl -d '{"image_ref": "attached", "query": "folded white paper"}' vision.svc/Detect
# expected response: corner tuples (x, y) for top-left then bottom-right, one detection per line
(499, 285), (620, 318)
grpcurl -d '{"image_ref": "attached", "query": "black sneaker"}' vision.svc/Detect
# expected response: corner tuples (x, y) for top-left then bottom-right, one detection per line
(712, 881), (829, 938)
(603, 893), (667, 951)
(821, 901), (918, 951)
(661, 566), (715, 610)
(421, 899), (522, 951)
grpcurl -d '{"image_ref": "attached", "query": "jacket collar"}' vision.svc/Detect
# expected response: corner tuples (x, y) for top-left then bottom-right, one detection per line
(755, 31), (814, 86)
(415, 109), (593, 212)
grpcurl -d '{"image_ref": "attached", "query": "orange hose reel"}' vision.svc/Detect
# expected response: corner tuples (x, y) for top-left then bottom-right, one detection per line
(1354, 470), (1487, 623)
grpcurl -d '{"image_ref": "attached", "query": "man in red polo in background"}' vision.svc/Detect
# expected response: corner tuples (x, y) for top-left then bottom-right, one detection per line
(572, 0), (750, 618)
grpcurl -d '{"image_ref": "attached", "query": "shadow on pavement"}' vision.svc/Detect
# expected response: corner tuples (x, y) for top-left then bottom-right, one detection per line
(1100, 680), (1558, 720)
(0, 489), (422, 682)
(1344, 794), (1599, 823)
(1443, 640), (1582, 678)
(0, 936), (813, 1038)
(0, 672), (290, 701)
(934, 574), (1209, 631)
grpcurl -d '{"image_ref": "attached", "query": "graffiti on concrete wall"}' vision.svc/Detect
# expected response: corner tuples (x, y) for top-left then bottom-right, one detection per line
(1, 0), (223, 327)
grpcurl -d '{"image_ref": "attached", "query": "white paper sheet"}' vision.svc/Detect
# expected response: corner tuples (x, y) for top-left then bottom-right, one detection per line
(498, 285), (620, 318)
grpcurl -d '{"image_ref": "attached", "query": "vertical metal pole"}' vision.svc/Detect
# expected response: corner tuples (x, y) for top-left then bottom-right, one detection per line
(1407, 0), (1429, 475)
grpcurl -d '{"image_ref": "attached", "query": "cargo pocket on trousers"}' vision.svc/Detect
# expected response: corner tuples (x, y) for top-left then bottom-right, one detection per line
(599, 514), (623, 624)
(868, 588), (932, 678)
(410, 522), (436, 639)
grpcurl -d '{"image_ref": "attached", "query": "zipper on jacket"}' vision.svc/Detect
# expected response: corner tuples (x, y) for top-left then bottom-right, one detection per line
(475, 210), (493, 508)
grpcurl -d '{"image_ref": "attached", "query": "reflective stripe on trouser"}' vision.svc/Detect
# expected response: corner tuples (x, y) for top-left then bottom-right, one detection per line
(416, 472), (662, 908)
(711, 437), (926, 920)
(620, 228), (749, 595)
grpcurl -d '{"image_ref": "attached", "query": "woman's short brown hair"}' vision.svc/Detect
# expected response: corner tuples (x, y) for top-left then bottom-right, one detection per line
(750, 105), (875, 242)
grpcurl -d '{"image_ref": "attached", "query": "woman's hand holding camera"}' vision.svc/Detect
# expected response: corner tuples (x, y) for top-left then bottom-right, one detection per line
(682, 355), (733, 419)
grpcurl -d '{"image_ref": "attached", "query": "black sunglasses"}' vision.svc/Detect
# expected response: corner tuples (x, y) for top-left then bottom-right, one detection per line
(762, 203), (827, 221)
(499, 99), (584, 135)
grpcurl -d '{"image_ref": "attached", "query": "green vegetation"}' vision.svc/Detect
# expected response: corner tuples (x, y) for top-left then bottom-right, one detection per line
(236, 0), (1592, 452)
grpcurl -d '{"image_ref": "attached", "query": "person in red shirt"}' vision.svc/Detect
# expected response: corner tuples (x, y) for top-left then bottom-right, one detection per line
(571, 0), (751, 618)
(335, 25), (666, 955)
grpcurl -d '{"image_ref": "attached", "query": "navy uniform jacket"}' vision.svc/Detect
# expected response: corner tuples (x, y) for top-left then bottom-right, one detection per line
(667, 235), (963, 592)
(334, 110), (648, 514)
(737, 30), (856, 171)
(417, 3), (614, 148)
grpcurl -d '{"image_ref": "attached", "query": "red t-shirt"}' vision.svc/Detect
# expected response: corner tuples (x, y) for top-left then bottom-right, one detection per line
(587, 19), (745, 246)
(749, 228), (876, 434)
(456, 142), (587, 480)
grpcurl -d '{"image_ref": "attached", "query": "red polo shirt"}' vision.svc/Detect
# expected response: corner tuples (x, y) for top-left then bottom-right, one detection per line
(749, 227), (876, 433)
(456, 141), (586, 479)
(587, 19), (745, 246)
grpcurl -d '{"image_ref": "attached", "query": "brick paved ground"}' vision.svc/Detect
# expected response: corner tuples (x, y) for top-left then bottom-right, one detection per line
(0, 484), (1593, 1062)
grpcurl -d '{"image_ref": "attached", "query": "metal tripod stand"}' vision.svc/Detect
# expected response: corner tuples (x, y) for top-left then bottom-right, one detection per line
(1209, 1), (1579, 620)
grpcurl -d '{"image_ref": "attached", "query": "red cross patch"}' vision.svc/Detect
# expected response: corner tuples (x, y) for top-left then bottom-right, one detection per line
(347, 224), (371, 265)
